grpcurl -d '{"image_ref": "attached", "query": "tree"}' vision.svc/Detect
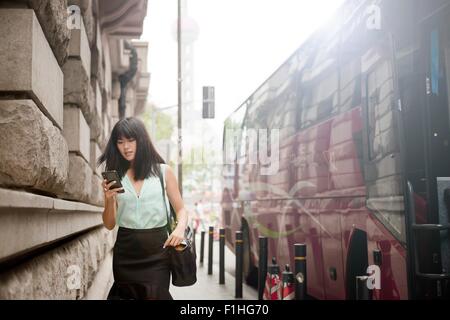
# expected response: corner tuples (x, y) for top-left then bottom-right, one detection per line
(183, 145), (221, 199)
(141, 102), (174, 141)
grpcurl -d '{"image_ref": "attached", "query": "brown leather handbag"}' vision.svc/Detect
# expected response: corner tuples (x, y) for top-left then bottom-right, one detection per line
(158, 168), (197, 287)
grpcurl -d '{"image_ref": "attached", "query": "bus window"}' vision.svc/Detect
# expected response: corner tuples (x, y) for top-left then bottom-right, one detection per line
(298, 36), (339, 129)
(366, 59), (395, 161)
(422, 17), (450, 219)
(223, 104), (248, 198)
(362, 34), (405, 243)
(340, 58), (362, 113)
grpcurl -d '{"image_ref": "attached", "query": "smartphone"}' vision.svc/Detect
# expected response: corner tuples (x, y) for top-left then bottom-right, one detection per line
(101, 170), (125, 193)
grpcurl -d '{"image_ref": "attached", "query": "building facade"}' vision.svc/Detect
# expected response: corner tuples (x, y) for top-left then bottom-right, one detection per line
(0, 0), (149, 299)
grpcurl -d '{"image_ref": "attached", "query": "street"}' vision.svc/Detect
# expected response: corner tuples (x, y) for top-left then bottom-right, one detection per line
(171, 234), (258, 300)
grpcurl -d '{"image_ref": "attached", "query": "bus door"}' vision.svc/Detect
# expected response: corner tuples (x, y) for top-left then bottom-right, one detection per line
(407, 3), (450, 298)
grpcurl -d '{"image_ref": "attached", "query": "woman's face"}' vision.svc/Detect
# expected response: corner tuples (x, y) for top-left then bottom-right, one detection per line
(117, 137), (137, 162)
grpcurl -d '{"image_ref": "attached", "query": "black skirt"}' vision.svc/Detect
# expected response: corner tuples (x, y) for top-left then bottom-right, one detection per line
(107, 226), (172, 300)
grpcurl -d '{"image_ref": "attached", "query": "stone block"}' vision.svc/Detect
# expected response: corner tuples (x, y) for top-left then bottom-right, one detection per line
(28, 0), (71, 66)
(110, 99), (119, 118)
(63, 58), (94, 123)
(92, 79), (102, 117)
(89, 111), (102, 143)
(91, 21), (105, 90)
(90, 141), (104, 177)
(67, 15), (91, 79)
(89, 173), (104, 207)
(0, 187), (105, 262)
(102, 89), (110, 114)
(0, 100), (68, 195)
(84, 250), (114, 300)
(0, 208), (49, 262)
(102, 112), (110, 143)
(62, 153), (92, 202)
(111, 116), (119, 128)
(0, 9), (64, 129)
(68, 0), (95, 47)
(111, 80), (121, 100)
(63, 105), (90, 162)
(98, 137), (107, 153)
(103, 37), (112, 96)
(0, 226), (115, 299)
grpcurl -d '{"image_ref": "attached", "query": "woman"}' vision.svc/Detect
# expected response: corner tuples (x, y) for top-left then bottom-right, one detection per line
(97, 117), (188, 300)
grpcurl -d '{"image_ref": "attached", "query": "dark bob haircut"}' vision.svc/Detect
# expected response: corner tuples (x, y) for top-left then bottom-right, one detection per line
(97, 117), (165, 181)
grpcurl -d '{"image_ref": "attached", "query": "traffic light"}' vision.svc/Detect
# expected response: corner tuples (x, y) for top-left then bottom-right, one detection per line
(202, 86), (215, 119)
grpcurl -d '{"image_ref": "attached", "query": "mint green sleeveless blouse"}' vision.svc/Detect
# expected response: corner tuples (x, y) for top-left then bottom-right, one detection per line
(116, 163), (170, 229)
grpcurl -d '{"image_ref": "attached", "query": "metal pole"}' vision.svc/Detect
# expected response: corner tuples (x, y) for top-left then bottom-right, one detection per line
(151, 107), (156, 140)
(235, 231), (243, 298)
(294, 243), (307, 300)
(219, 228), (225, 284)
(208, 226), (214, 275)
(258, 237), (268, 300)
(192, 227), (197, 255)
(177, 0), (183, 196)
(200, 231), (205, 264)
(356, 276), (372, 300)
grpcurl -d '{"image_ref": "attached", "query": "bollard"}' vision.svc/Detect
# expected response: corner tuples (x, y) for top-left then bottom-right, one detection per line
(282, 264), (295, 300)
(258, 237), (268, 300)
(219, 228), (225, 284)
(356, 276), (372, 300)
(263, 257), (282, 300)
(200, 231), (205, 265)
(193, 227), (197, 254)
(208, 226), (214, 275)
(294, 243), (307, 300)
(235, 231), (243, 298)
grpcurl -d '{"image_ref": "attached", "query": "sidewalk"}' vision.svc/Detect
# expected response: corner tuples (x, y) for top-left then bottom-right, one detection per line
(86, 232), (258, 300)
(170, 235), (258, 300)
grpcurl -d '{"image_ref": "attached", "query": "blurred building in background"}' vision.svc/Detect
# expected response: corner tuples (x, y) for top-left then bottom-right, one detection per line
(0, 0), (149, 299)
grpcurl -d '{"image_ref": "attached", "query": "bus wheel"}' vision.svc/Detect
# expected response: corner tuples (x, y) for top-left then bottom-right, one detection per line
(242, 221), (258, 288)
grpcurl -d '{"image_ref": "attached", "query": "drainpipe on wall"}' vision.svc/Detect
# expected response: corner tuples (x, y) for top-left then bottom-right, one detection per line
(118, 40), (138, 119)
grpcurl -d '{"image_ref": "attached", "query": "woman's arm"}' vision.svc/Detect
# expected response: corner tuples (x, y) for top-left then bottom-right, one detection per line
(102, 196), (117, 230)
(102, 179), (123, 230)
(163, 165), (189, 248)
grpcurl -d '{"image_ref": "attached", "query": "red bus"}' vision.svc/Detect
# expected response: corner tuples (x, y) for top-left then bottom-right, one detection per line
(221, 0), (450, 299)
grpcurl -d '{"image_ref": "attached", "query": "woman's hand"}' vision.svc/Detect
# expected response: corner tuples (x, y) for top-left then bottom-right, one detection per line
(102, 179), (124, 200)
(162, 165), (189, 249)
(163, 225), (186, 248)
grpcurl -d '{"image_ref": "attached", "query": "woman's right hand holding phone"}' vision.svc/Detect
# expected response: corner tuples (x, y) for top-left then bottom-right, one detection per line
(102, 179), (124, 200)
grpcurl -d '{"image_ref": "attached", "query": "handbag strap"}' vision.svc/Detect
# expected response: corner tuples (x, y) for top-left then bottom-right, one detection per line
(158, 164), (176, 234)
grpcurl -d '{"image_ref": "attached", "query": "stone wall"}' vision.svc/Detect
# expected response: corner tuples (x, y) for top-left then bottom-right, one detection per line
(0, 226), (115, 299)
(0, 0), (149, 299)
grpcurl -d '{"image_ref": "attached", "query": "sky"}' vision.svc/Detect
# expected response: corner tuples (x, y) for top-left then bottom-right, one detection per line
(139, 0), (346, 147)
